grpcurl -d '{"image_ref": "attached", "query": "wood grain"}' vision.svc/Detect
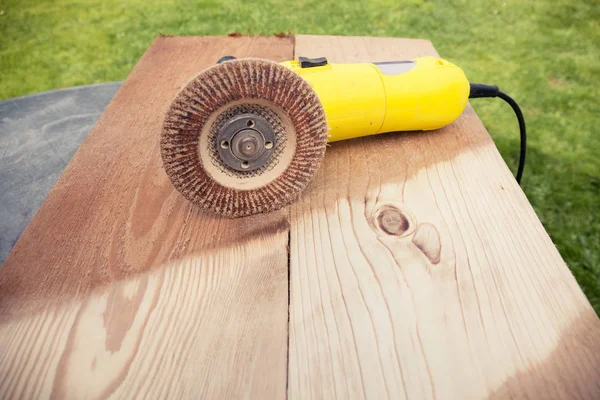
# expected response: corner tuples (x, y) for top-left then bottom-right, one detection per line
(288, 35), (600, 400)
(2, 35), (598, 400)
(0, 36), (293, 399)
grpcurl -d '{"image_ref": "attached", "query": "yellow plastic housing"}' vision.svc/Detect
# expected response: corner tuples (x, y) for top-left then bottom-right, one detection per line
(281, 56), (470, 142)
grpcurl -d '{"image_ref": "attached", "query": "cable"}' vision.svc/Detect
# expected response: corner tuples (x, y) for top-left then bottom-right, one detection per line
(469, 83), (527, 184)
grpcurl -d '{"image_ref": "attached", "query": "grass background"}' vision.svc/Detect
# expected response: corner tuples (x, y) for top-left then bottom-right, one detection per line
(1, 0), (599, 312)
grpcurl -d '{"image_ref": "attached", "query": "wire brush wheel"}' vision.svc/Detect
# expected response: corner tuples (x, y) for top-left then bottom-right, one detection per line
(161, 59), (328, 218)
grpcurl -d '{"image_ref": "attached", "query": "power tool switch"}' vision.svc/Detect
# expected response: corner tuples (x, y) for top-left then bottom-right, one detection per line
(299, 57), (328, 68)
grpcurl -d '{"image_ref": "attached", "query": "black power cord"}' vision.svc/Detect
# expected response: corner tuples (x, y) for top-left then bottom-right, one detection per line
(469, 83), (527, 184)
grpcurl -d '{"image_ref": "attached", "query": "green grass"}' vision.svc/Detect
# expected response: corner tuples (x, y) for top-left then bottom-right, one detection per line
(1, 0), (599, 311)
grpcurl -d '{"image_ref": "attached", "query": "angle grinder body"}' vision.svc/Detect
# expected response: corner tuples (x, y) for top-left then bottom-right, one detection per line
(161, 56), (471, 217)
(281, 56), (470, 142)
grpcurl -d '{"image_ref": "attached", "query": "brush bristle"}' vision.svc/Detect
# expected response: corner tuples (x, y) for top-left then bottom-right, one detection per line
(161, 59), (328, 218)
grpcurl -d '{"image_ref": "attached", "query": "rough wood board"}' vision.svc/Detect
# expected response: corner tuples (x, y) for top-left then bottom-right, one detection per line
(0, 36), (293, 399)
(288, 35), (600, 399)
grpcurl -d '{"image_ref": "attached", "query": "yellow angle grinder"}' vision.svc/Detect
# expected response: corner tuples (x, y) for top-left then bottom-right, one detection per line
(161, 55), (526, 218)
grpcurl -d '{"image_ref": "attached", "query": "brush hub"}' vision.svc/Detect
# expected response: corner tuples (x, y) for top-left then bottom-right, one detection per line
(217, 113), (276, 171)
(232, 130), (264, 161)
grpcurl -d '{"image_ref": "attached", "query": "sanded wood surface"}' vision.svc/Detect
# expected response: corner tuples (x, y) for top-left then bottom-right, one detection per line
(1, 35), (599, 400)
(0, 36), (293, 399)
(288, 35), (600, 399)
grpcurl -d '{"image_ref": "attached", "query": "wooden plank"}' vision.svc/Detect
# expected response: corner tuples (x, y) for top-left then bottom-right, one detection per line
(289, 35), (600, 399)
(0, 36), (293, 399)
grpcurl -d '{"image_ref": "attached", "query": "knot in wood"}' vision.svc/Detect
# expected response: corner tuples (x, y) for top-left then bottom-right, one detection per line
(374, 205), (413, 237)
